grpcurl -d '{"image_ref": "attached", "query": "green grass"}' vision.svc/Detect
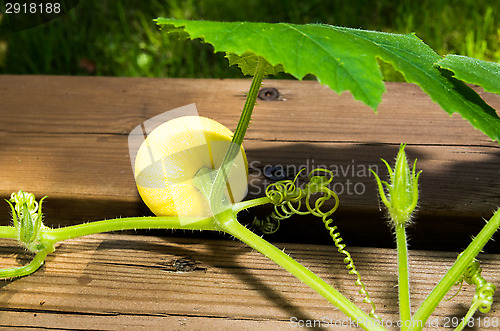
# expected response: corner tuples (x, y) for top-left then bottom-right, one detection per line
(0, 0), (498, 81)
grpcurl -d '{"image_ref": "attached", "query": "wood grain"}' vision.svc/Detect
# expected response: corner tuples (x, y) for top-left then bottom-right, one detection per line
(0, 75), (499, 252)
(2, 233), (500, 330)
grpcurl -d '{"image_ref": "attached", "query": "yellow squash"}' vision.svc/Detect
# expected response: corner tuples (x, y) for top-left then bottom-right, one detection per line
(134, 116), (248, 217)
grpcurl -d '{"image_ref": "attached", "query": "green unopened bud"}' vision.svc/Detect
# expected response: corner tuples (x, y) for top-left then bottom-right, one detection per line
(371, 144), (422, 226)
(5, 190), (47, 252)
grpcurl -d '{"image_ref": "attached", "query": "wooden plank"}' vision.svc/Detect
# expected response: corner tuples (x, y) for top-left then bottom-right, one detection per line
(1, 233), (500, 330)
(1, 76), (500, 252)
(1, 75), (498, 145)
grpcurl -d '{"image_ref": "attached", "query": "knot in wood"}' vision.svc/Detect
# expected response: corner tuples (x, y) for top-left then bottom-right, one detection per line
(258, 87), (279, 101)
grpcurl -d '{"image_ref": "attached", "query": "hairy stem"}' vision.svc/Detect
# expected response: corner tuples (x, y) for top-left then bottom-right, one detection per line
(232, 196), (271, 213)
(210, 58), (266, 212)
(215, 209), (385, 331)
(0, 248), (52, 278)
(41, 216), (216, 243)
(1, 216), (216, 279)
(396, 223), (411, 330)
(410, 209), (500, 330)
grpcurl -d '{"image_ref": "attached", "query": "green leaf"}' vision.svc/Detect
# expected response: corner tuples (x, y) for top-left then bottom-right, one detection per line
(156, 18), (500, 142)
(437, 55), (500, 94)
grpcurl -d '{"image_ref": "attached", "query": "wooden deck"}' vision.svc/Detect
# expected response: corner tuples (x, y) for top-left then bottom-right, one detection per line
(1, 75), (500, 329)
(2, 234), (500, 330)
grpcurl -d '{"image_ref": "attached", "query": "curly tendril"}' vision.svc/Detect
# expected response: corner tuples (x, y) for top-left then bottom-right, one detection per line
(252, 215), (280, 234)
(257, 168), (380, 321)
(462, 259), (496, 313)
(453, 256), (496, 331)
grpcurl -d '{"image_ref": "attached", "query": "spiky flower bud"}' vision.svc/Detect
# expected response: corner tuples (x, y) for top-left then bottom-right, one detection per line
(5, 190), (47, 252)
(372, 144), (422, 226)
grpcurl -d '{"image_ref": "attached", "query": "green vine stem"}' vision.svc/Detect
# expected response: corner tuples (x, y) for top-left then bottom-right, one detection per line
(456, 297), (495, 331)
(214, 209), (385, 331)
(41, 216), (217, 242)
(0, 248), (52, 279)
(231, 57), (266, 147)
(0, 214), (218, 278)
(396, 223), (411, 330)
(409, 208), (500, 331)
(193, 164), (383, 330)
(210, 57), (266, 213)
(232, 196), (272, 213)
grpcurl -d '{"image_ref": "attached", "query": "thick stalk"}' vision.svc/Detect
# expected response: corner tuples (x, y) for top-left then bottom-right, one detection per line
(410, 209), (500, 331)
(2, 216), (216, 279)
(231, 58), (267, 146)
(210, 58), (267, 212)
(215, 210), (385, 331)
(42, 216), (216, 243)
(396, 223), (411, 330)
